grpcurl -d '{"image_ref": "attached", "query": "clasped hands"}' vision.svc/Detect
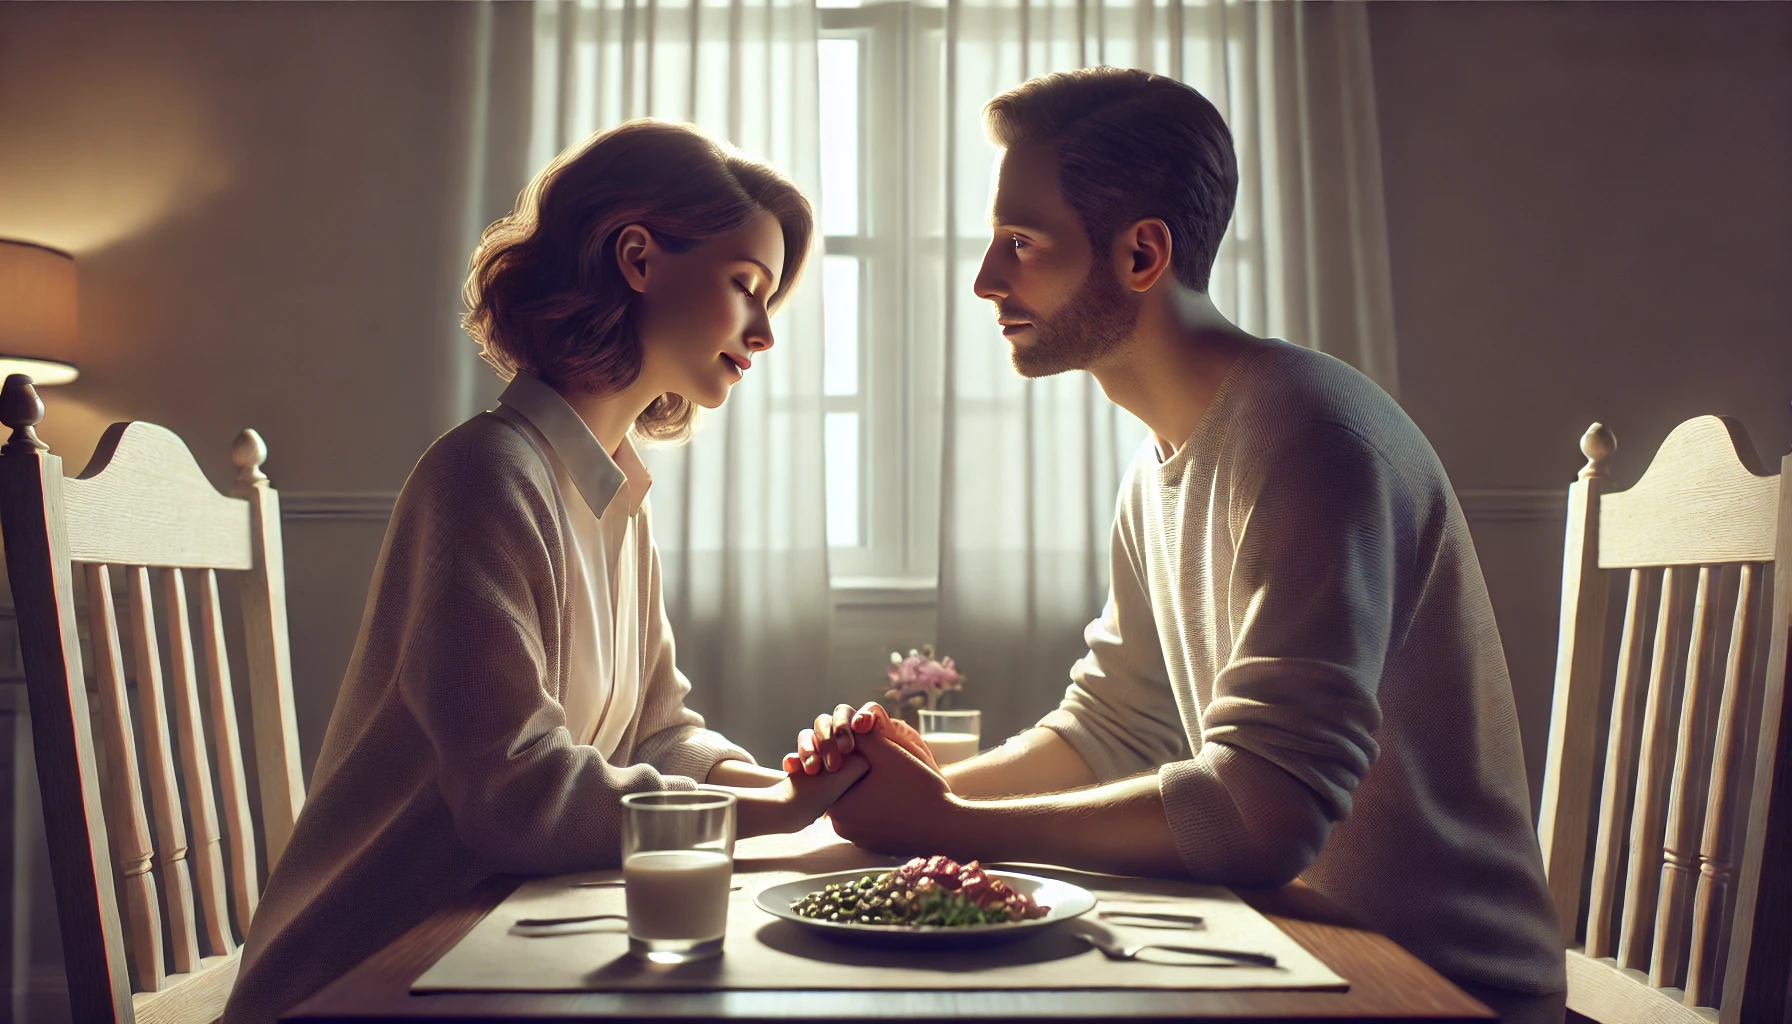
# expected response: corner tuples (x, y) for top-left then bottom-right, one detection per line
(776, 701), (962, 854)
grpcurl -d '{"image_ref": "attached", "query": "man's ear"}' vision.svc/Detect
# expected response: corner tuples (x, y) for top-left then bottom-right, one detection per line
(615, 224), (657, 294)
(1116, 218), (1173, 294)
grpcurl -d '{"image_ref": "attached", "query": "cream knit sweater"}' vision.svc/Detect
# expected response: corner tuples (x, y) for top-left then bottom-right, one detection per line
(223, 410), (751, 1024)
(1040, 339), (1565, 998)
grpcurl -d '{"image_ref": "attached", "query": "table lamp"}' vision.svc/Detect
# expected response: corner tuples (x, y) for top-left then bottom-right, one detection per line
(0, 239), (81, 386)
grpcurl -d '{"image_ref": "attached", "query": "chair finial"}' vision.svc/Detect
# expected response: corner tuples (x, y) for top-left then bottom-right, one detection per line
(1579, 422), (1615, 479)
(1, 374), (50, 457)
(232, 428), (268, 485)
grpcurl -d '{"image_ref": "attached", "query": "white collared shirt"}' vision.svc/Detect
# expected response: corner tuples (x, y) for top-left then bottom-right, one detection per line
(492, 372), (652, 760)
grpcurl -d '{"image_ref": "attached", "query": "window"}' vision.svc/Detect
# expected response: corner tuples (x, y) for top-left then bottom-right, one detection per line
(817, 0), (948, 588)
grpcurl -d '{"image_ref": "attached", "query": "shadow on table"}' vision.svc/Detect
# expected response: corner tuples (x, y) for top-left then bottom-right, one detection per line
(734, 848), (903, 877)
(582, 951), (725, 988)
(751, 919), (1089, 971)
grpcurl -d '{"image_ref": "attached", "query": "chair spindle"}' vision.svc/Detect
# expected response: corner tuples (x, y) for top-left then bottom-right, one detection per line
(162, 567), (235, 957)
(83, 563), (167, 993)
(127, 566), (203, 975)
(198, 567), (260, 936)
(1686, 562), (1761, 1006)
(1620, 565), (1686, 970)
(1652, 565), (1723, 988)
(1587, 567), (1654, 959)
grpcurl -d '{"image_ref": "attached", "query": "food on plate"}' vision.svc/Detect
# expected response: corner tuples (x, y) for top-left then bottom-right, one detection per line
(789, 856), (1050, 927)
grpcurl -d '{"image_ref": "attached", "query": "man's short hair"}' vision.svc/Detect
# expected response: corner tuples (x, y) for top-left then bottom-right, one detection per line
(983, 68), (1237, 292)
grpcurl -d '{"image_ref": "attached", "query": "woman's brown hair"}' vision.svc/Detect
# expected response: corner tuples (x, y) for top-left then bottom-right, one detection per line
(464, 119), (813, 444)
(983, 68), (1236, 292)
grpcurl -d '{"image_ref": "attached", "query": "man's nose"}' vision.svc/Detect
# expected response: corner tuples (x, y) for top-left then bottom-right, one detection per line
(973, 241), (1007, 301)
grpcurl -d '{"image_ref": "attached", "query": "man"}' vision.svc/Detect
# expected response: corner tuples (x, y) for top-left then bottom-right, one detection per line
(797, 68), (1566, 1022)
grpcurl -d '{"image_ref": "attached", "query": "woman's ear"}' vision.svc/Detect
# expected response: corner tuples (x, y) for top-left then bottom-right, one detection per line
(615, 224), (657, 294)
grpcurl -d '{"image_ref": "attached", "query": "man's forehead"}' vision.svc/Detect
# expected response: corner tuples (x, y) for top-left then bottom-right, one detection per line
(987, 141), (1064, 224)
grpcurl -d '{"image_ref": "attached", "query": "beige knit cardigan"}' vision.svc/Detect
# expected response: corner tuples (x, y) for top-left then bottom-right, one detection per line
(223, 411), (751, 1024)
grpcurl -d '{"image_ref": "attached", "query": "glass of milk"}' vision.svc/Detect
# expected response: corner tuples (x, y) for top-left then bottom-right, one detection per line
(620, 791), (736, 963)
(919, 709), (981, 765)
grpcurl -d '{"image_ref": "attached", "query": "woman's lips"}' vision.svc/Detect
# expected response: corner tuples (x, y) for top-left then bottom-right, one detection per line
(723, 352), (750, 373)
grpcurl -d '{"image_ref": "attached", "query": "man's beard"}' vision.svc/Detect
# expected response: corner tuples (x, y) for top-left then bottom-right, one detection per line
(1002, 255), (1139, 379)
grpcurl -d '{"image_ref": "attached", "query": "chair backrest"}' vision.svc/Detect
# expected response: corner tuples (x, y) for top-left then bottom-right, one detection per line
(0, 375), (306, 1024)
(1537, 416), (1791, 1024)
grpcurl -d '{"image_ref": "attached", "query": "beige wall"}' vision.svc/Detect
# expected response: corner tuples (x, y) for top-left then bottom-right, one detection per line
(0, 1), (521, 777)
(1369, 0), (1792, 808)
(0, 4), (531, 1010)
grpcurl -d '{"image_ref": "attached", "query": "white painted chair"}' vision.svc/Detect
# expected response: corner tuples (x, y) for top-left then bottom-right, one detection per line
(1537, 416), (1791, 1024)
(0, 374), (305, 1024)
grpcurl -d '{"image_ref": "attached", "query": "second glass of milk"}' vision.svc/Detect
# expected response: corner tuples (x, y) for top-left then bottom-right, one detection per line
(620, 791), (737, 963)
(919, 708), (982, 765)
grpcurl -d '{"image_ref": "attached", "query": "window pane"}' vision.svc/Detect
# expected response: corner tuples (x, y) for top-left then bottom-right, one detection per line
(817, 39), (860, 236)
(825, 412), (861, 547)
(822, 255), (859, 397)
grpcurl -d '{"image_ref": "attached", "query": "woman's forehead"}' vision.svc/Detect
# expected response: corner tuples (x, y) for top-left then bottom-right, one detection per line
(704, 210), (785, 282)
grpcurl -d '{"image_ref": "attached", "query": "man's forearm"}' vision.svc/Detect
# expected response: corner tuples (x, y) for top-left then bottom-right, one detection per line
(944, 727), (1100, 798)
(945, 773), (1186, 877)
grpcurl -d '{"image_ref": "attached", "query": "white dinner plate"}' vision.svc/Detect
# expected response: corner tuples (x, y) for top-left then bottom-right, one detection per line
(754, 867), (1096, 948)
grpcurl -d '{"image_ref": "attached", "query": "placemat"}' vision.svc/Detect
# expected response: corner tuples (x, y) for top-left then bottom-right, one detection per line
(414, 823), (1345, 993)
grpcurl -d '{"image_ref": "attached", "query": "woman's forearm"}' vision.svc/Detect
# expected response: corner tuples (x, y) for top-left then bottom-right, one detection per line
(705, 758), (787, 787)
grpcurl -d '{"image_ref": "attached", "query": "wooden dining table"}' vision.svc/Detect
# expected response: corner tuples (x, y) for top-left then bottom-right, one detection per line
(285, 823), (1494, 1023)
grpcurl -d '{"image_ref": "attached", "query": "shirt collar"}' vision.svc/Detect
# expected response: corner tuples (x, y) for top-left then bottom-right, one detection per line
(496, 371), (651, 518)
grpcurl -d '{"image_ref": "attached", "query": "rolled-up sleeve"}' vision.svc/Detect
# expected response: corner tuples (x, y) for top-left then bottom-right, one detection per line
(1158, 422), (1393, 883)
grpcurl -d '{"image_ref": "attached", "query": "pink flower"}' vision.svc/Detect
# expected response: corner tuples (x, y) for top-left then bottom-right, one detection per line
(883, 647), (963, 705)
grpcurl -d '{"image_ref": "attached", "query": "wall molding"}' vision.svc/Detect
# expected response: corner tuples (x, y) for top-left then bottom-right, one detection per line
(278, 489), (1571, 526)
(281, 491), (400, 522)
(1456, 489), (1568, 523)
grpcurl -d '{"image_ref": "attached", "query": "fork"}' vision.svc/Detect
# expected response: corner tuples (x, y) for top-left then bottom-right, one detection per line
(513, 912), (628, 929)
(1076, 930), (1277, 967)
(1097, 909), (1205, 928)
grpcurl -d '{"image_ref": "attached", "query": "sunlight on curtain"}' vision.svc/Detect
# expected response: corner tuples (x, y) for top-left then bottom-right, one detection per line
(528, 0), (830, 762)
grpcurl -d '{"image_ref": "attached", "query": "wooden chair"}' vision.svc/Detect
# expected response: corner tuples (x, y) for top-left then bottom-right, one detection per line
(1538, 416), (1791, 1024)
(0, 375), (306, 1024)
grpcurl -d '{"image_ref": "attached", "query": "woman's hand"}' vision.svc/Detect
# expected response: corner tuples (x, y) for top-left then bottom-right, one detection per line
(782, 701), (941, 776)
(727, 753), (868, 837)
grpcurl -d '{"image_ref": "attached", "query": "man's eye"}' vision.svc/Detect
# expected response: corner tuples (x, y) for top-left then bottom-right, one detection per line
(1011, 236), (1029, 251)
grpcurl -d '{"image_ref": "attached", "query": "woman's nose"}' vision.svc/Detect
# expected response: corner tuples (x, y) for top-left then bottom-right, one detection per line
(746, 328), (774, 352)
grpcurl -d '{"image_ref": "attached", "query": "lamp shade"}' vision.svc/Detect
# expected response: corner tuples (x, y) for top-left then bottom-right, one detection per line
(0, 239), (80, 385)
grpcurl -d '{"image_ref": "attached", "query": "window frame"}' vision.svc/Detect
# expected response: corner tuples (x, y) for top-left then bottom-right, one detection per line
(819, 1), (946, 591)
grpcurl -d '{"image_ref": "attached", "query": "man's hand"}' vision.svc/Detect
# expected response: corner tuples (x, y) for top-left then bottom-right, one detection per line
(783, 702), (941, 776)
(827, 733), (1192, 877)
(825, 732), (962, 857)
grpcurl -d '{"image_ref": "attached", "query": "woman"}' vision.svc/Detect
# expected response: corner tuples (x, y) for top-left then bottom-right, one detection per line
(225, 121), (865, 1024)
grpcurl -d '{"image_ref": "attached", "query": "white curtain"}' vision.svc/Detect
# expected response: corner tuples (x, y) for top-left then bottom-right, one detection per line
(514, 0), (1398, 753)
(914, 0), (1401, 743)
(525, 0), (833, 763)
